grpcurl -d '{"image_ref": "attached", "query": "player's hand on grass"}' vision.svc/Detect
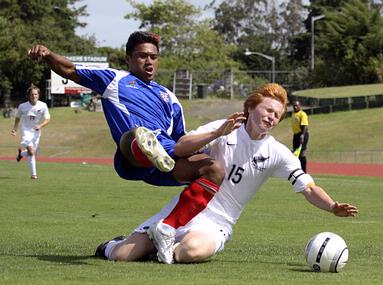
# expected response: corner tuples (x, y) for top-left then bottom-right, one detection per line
(217, 112), (246, 136)
(331, 202), (358, 217)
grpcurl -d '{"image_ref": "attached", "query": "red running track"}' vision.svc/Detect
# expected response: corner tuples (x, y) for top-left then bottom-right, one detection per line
(0, 156), (382, 178)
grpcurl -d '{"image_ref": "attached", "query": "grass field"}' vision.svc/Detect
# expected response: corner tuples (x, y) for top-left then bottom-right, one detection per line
(1, 102), (382, 163)
(293, 83), (383, 98)
(1, 160), (382, 284)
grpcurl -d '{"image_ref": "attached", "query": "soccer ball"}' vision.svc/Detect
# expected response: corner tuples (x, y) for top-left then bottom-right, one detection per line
(305, 232), (348, 273)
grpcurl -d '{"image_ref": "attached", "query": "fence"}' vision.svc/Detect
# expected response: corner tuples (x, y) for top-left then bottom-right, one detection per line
(307, 150), (383, 164)
(289, 94), (383, 114)
(156, 69), (293, 100)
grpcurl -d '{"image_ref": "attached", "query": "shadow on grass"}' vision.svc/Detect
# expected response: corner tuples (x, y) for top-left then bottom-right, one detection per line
(34, 254), (96, 265)
(287, 262), (312, 273)
(0, 176), (13, 179)
(1, 253), (96, 265)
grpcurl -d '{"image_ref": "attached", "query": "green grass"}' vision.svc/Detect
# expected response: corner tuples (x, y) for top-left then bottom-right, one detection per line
(1, 102), (383, 163)
(293, 83), (383, 98)
(0, 160), (382, 284)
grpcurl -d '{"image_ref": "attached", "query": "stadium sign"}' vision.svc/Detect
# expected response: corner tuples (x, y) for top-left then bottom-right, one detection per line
(50, 55), (109, 94)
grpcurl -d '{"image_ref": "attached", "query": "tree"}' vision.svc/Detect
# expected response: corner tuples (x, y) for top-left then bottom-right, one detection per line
(125, 0), (237, 71)
(0, 0), (97, 103)
(210, 0), (268, 45)
(315, 0), (383, 85)
(126, 0), (201, 57)
(279, 0), (307, 58)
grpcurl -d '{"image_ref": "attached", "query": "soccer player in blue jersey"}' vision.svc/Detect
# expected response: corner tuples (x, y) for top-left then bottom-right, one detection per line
(28, 31), (228, 263)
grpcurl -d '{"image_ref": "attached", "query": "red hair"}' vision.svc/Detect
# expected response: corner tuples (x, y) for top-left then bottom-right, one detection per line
(243, 83), (288, 120)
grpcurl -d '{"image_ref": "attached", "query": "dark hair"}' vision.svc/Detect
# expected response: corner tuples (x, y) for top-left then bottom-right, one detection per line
(125, 31), (160, 56)
(26, 83), (40, 97)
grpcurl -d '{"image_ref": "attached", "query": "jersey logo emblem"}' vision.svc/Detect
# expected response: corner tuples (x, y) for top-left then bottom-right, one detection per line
(251, 156), (270, 172)
(160, 91), (169, 102)
(126, 81), (139, 89)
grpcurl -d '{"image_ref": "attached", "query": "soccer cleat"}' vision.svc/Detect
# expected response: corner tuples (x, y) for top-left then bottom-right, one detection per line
(147, 220), (176, 264)
(135, 127), (175, 172)
(94, 235), (126, 259)
(31, 175), (38, 180)
(16, 148), (23, 162)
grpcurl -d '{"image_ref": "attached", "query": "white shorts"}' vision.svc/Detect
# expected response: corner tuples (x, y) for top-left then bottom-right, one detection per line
(20, 129), (41, 149)
(134, 195), (233, 254)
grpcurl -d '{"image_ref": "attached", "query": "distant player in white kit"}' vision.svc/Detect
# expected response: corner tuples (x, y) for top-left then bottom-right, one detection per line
(11, 84), (50, 179)
(98, 83), (358, 264)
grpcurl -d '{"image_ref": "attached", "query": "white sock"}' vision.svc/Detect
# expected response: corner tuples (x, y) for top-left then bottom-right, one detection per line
(21, 150), (28, 157)
(105, 239), (126, 260)
(28, 155), (37, 176)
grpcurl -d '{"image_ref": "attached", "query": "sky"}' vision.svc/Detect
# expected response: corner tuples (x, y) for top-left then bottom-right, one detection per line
(75, 0), (213, 48)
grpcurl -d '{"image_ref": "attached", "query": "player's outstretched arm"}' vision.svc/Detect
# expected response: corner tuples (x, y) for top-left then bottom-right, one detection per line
(11, 117), (21, 136)
(28, 45), (80, 83)
(301, 184), (358, 217)
(174, 112), (245, 157)
(34, 118), (50, 131)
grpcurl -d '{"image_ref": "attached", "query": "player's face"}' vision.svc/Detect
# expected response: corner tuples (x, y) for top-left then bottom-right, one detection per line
(293, 101), (301, 112)
(126, 43), (159, 83)
(28, 89), (39, 105)
(246, 97), (284, 139)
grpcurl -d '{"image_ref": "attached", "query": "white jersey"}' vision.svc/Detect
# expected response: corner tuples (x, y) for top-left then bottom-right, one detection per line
(191, 121), (314, 226)
(136, 120), (315, 242)
(16, 101), (50, 132)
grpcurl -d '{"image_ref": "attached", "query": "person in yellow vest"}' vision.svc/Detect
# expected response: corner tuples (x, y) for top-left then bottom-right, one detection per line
(291, 100), (309, 172)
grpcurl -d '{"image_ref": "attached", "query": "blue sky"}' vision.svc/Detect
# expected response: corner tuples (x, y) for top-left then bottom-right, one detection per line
(75, 0), (212, 48)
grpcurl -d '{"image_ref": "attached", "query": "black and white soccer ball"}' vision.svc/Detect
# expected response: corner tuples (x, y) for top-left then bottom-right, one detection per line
(305, 232), (348, 273)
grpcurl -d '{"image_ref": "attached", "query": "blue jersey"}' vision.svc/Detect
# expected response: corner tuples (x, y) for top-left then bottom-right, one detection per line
(75, 66), (187, 186)
(76, 67), (186, 158)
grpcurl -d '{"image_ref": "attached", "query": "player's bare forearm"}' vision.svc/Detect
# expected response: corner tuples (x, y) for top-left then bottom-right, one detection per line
(35, 119), (50, 130)
(174, 131), (219, 157)
(302, 185), (358, 217)
(11, 118), (20, 136)
(28, 45), (80, 83)
(174, 112), (245, 157)
(302, 184), (335, 212)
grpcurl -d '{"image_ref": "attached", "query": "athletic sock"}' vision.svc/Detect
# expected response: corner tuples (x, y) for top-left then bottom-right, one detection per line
(21, 150), (28, 157)
(130, 138), (153, 167)
(28, 155), (37, 176)
(163, 178), (219, 229)
(105, 239), (126, 260)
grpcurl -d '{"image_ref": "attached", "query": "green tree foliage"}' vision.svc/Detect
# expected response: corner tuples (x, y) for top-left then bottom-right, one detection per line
(126, 0), (200, 56)
(211, 0), (268, 45)
(125, 0), (238, 71)
(211, 0), (307, 71)
(315, 0), (383, 85)
(279, 0), (307, 57)
(0, 0), (97, 102)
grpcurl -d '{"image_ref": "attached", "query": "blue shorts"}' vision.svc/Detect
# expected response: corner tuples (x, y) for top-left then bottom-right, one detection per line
(114, 148), (185, 187)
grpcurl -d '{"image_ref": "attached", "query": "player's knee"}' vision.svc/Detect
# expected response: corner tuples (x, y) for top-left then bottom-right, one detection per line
(203, 159), (225, 185)
(27, 147), (34, 156)
(119, 130), (138, 166)
(174, 238), (215, 263)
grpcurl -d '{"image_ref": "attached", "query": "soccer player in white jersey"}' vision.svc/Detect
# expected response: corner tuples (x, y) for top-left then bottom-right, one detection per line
(11, 84), (50, 179)
(28, 32), (227, 263)
(99, 83), (358, 264)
